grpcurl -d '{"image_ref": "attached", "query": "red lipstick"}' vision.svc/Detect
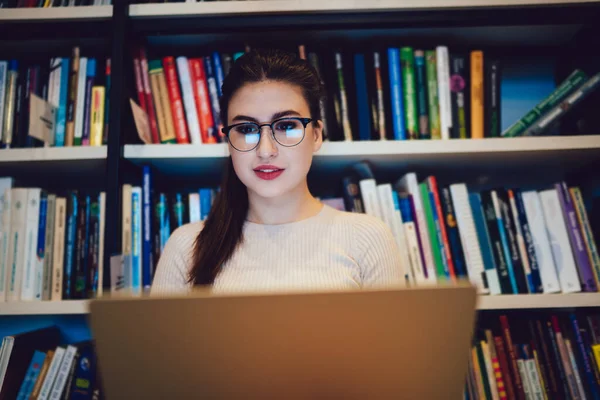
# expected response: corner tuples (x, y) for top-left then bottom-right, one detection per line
(254, 165), (284, 180)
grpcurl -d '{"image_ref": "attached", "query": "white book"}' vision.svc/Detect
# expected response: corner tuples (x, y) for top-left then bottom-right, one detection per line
(517, 359), (534, 400)
(98, 192), (105, 297)
(189, 193), (200, 223)
(509, 192), (533, 292)
(0, 177), (14, 302)
(6, 188), (28, 302)
(20, 189), (41, 301)
(403, 220), (426, 285)
(0, 337), (14, 390)
(436, 46), (452, 140)
(377, 184), (411, 285)
(0, 62), (8, 145)
(48, 345), (77, 400)
(49, 58), (62, 108)
(539, 189), (581, 293)
(122, 184), (132, 256)
(359, 179), (383, 221)
(73, 57), (88, 144)
(521, 191), (561, 293)
(176, 56), (202, 145)
(51, 197), (67, 301)
(396, 173), (437, 285)
(131, 186), (142, 295)
(449, 183), (488, 293)
(37, 346), (65, 400)
(566, 339), (586, 400)
(525, 359), (544, 400)
(42, 194), (56, 301)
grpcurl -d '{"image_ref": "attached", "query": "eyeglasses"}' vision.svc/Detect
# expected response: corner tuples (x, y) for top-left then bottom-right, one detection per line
(221, 117), (313, 152)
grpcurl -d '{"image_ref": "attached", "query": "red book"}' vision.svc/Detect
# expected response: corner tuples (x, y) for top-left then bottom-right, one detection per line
(427, 176), (456, 280)
(500, 315), (527, 400)
(162, 56), (190, 144)
(494, 335), (516, 400)
(139, 48), (160, 144)
(189, 58), (217, 144)
(133, 57), (147, 114)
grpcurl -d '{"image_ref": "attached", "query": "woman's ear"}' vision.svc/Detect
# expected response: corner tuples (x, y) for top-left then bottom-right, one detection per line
(312, 120), (324, 152)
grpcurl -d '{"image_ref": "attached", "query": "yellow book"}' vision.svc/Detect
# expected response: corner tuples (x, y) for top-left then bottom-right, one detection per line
(148, 60), (176, 143)
(90, 86), (105, 147)
(472, 347), (486, 399)
(470, 50), (484, 139)
(533, 349), (548, 400)
(593, 345), (600, 376)
(43, 0), (51, 7)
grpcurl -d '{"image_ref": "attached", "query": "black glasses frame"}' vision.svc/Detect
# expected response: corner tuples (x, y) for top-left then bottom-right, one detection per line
(221, 117), (313, 152)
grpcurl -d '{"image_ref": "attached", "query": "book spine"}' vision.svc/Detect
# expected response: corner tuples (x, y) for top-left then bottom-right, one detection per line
(400, 47), (418, 140)
(430, 189), (451, 280)
(12, 65), (24, 148)
(491, 190), (519, 293)
(17, 351), (45, 399)
(555, 182), (597, 292)
(514, 190), (544, 293)
(148, 62), (170, 143)
(414, 50), (430, 139)
(212, 52), (224, 97)
(565, 339), (587, 400)
(81, 58), (96, 146)
(139, 48), (160, 144)
(508, 189), (535, 293)
(63, 191), (78, 299)
(2, 60), (18, 148)
(387, 48), (406, 140)
(470, 50), (484, 139)
(552, 316), (582, 399)
(199, 189), (212, 221)
(131, 187), (142, 295)
(354, 54), (372, 141)
(570, 187), (600, 288)
(476, 342), (494, 400)
(486, 331), (507, 400)
(481, 191), (513, 294)
(21, 189), (41, 301)
(156, 61), (177, 144)
(500, 316), (527, 400)
(495, 335), (517, 400)
(188, 193), (200, 223)
(142, 166), (153, 291)
(51, 197), (66, 301)
(517, 355), (534, 400)
(97, 192), (105, 297)
(359, 179), (383, 220)
(175, 56), (202, 145)
(498, 190), (529, 293)
(450, 183), (488, 293)
(427, 177), (455, 279)
(86, 197), (99, 298)
(341, 176), (364, 213)
(37, 347), (65, 400)
(533, 319), (561, 398)
(189, 58), (216, 144)
(49, 345), (77, 399)
(90, 86), (105, 146)
(540, 189), (582, 293)
(485, 58), (501, 137)
(449, 54), (469, 139)
(103, 58), (111, 145)
(7, 189), (28, 301)
(570, 314), (600, 399)
(469, 192), (501, 294)
(163, 56), (190, 144)
(0, 187), (11, 301)
(523, 72), (600, 136)
(55, 58), (69, 147)
(502, 69), (588, 137)
(436, 46), (452, 140)
(65, 47), (80, 146)
(121, 184), (132, 259)
(73, 57), (87, 146)
(440, 187), (468, 278)
(34, 192), (48, 300)
(420, 182), (445, 280)
(398, 195), (426, 284)
(0, 62), (7, 147)
(547, 319), (571, 398)
(373, 52), (386, 140)
(335, 52), (353, 141)
(425, 50), (441, 140)
(203, 56), (223, 137)
(72, 194), (88, 299)
(30, 349), (53, 399)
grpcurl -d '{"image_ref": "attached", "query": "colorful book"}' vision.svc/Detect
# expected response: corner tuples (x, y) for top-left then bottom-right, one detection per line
(400, 47), (418, 140)
(163, 56), (190, 144)
(436, 46), (452, 140)
(469, 192), (501, 295)
(570, 187), (600, 289)
(414, 50), (430, 139)
(387, 48), (406, 140)
(484, 58), (501, 137)
(449, 54), (469, 139)
(335, 52), (353, 141)
(470, 50), (484, 139)
(425, 50), (441, 140)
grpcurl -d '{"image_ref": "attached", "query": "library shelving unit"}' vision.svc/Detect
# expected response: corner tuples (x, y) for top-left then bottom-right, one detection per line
(1, 0), (600, 329)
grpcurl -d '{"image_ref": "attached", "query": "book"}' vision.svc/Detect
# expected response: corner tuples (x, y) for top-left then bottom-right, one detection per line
(570, 187), (600, 288)
(484, 58), (501, 137)
(436, 46), (452, 140)
(400, 47), (418, 140)
(175, 56), (202, 145)
(163, 56), (190, 144)
(90, 86), (105, 146)
(414, 50), (430, 140)
(425, 50), (441, 140)
(335, 52), (353, 141)
(470, 51), (484, 139)
(387, 48), (405, 140)
(449, 54), (469, 139)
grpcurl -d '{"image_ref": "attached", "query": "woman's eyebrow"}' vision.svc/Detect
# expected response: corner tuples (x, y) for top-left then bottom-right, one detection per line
(231, 115), (259, 123)
(231, 110), (302, 123)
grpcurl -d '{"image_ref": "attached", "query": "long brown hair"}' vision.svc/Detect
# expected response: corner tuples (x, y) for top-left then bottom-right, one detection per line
(188, 48), (324, 285)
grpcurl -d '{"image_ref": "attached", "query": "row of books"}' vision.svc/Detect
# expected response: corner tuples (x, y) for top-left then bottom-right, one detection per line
(467, 313), (600, 399)
(0, 0), (109, 7)
(0, 326), (100, 399)
(328, 163), (600, 295)
(119, 168), (217, 292)
(131, 45), (600, 145)
(0, 48), (111, 149)
(0, 178), (106, 302)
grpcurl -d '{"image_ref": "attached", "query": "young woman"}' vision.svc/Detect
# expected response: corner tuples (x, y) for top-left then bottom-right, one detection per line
(151, 49), (405, 294)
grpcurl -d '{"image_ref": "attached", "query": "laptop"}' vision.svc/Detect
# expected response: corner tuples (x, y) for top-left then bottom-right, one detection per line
(90, 285), (477, 399)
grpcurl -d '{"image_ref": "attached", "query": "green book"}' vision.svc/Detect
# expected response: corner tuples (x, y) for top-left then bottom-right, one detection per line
(425, 50), (441, 140)
(414, 50), (430, 140)
(400, 47), (418, 140)
(419, 182), (445, 280)
(501, 69), (588, 137)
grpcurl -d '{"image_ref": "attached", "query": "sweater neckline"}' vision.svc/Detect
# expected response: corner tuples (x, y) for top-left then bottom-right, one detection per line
(244, 204), (330, 229)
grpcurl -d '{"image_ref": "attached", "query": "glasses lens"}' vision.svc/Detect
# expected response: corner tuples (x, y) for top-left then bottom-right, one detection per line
(273, 118), (305, 146)
(229, 123), (260, 151)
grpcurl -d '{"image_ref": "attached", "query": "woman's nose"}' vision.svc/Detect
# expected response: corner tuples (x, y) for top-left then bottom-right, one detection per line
(256, 127), (278, 159)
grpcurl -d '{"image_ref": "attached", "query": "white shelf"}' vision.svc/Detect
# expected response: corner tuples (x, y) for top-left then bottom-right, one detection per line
(130, 0), (599, 18)
(0, 5), (112, 21)
(0, 300), (89, 316)
(1, 293), (599, 315)
(0, 145), (107, 163)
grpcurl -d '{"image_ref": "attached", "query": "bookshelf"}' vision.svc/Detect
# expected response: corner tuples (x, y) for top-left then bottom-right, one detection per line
(0, 5), (112, 21)
(0, 300), (89, 316)
(0, 146), (107, 162)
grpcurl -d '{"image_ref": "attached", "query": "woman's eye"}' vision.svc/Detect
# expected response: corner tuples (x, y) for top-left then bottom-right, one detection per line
(275, 121), (300, 132)
(234, 125), (258, 135)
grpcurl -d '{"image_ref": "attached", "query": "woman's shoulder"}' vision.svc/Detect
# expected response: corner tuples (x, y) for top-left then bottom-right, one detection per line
(323, 205), (392, 237)
(167, 220), (205, 252)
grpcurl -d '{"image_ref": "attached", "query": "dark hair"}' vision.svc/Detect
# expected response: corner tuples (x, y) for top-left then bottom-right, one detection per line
(188, 48), (324, 285)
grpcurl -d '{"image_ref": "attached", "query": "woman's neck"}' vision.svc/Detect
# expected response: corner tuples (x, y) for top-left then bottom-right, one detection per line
(246, 182), (323, 225)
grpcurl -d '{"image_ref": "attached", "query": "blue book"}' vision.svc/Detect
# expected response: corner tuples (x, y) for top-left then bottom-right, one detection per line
(469, 193), (502, 295)
(35, 193), (47, 300)
(142, 166), (153, 290)
(64, 191), (78, 299)
(70, 342), (96, 399)
(212, 52), (224, 97)
(82, 195), (91, 296)
(492, 191), (519, 294)
(131, 189), (142, 294)
(429, 191), (450, 279)
(159, 193), (170, 252)
(514, 190), (543, 293)
(16, 350), (47, 400)
(203, 56), (222, 132)
(398, 195), (413, 223)
(353, 54), (371, 141)
(200, 189), (212, 221)
(55, 58), (70, 147)
(570, 314), (600, 400)
(440, 187), (468, 278)
(387, 48), (406, 140)
(82, 58), (97, 146)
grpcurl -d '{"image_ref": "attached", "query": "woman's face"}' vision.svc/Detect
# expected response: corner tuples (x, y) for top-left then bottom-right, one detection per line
(226, 80), (323, 200)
